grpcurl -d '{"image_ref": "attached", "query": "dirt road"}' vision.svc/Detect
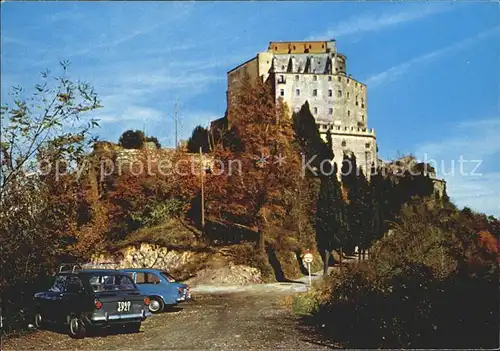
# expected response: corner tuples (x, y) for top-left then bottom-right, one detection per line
(3, 281), (335, 350)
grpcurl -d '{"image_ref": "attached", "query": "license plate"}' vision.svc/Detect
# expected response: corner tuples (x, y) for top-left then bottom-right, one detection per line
(117, 301), (131, 312)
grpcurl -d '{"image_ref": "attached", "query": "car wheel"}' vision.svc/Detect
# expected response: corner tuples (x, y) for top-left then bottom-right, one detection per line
(68, 315), (86, 339)
(124, 322), (141, 333)
(34, 312), (43, 329)
(149, 297), (164, 313)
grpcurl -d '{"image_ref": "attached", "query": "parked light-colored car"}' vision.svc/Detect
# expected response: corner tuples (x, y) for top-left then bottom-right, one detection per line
(121, 268), (191, 313)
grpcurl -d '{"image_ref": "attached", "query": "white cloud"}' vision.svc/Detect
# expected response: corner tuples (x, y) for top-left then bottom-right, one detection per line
(414, 118), (500, 217)
(308, 4), (450, 40)
(45, 10), (85, 23)
(1, 35), (28, 47)
(97, 105), (164, 125)
(365, 26), (500, 88)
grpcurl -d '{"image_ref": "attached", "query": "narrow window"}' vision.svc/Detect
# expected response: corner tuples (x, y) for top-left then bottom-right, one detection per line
(356, 95), (359, 106)
(313, 75), (317, 81)
(337, 90), (342, 98)
(146, 273), (161, 284)
(362, 114), (365, 121)
(328, 76), (332, 81)
(328, 89), (332, 97)
(280, 89), (285, 96)
(329, 108), (333, 115)
(365, 142), (371, 149)
(347, 78), (350, 84)
(295, 75), (299, 81)
(313, 89), (318, 96)
(347, 110), (351, 117)
(337, 76), (341, 82)
(135, 273), (146, 284)
(361, 97), (365, 108)
(282, 65), (285, 70)
(296, 89), (300, 96)
(314, 107), (318, 114)
(341, 140), (347, 147)
(347, 92), (350, 99)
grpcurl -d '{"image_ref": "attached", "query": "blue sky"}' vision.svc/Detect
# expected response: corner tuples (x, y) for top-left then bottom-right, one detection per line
(1, 2), (499, 217)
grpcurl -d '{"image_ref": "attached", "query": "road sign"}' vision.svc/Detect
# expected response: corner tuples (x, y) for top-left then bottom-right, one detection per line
(303, 252), (314, 288)
(303, 253), (313, 264)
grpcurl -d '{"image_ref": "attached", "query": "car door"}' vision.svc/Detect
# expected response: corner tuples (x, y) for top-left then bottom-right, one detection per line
(153, 273), (179, 305)
(62, 276), (87, 320)
(41, 274), (67, 322)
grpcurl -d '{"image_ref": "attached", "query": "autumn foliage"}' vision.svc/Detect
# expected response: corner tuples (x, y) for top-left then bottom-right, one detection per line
(200, 73), (308, 250)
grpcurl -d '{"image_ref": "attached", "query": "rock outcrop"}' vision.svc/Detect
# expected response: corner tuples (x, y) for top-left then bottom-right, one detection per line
(84, 243), (262, 286)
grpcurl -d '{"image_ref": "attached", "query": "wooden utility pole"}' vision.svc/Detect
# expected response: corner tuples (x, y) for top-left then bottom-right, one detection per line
(200, 146), (205, 230)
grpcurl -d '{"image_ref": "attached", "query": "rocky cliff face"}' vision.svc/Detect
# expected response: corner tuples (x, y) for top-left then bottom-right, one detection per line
(87, 243), (206, 271)
(84, 243), (263, 285)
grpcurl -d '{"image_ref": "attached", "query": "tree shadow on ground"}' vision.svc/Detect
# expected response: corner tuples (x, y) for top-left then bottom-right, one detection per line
(266, 247), (305, 284)
(295, 251), (309, 276)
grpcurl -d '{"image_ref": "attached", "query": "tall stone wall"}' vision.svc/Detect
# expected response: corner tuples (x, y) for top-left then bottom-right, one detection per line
(319, 126), (377, 177)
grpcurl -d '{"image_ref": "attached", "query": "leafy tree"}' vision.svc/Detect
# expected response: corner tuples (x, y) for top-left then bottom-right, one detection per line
(1, 61), (100, 191)
(105, 149), (199, 239)
(0, 61), (101, 331)
(118, 129), (145, 149)
(368, 164), (392, 248)
(203, 72), (302, 252)
(293, 101), (350, 270)
(187, 125), (210, 153)
(146, 136), (161, 149)
(316, 170), (349, 272)
(340, 154), (360, 255)
(292, 101), (333, 173)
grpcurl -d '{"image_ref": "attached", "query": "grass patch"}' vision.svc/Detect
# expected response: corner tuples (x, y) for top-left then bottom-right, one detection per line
(109, 218), (205, 251)
(291, 279), (332, 316)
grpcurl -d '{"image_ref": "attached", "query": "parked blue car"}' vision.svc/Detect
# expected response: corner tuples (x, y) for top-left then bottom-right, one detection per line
(120, 268), (191, 313)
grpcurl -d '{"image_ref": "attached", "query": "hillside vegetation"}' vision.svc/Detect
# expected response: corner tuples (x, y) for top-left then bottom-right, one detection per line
(2, 64), (497, 347)
(295, 201), (499, 348)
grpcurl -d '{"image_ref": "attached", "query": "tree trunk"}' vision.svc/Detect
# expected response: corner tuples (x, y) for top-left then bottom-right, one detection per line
(323, 249), (329, 276)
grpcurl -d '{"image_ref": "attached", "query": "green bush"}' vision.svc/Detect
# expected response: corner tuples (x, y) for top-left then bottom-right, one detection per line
(292, 290), (322, 316)
(118, 129), (145, 149)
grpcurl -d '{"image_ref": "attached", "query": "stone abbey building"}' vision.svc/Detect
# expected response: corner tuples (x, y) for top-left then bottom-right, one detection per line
(225, 40), (377, 175)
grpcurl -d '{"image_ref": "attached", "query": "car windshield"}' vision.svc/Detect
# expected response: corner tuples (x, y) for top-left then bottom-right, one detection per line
(88, 274), (135, 292)
(160, 272), (176, 282)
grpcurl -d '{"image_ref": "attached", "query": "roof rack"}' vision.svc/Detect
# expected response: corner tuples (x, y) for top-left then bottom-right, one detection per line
(58, 263), (83, 274)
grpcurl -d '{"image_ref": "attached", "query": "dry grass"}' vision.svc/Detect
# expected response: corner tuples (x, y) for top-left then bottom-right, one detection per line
(110, 218), (206, 251)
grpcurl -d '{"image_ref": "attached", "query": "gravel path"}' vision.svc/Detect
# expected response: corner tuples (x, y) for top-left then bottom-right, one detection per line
(3, 278), (336, 350)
